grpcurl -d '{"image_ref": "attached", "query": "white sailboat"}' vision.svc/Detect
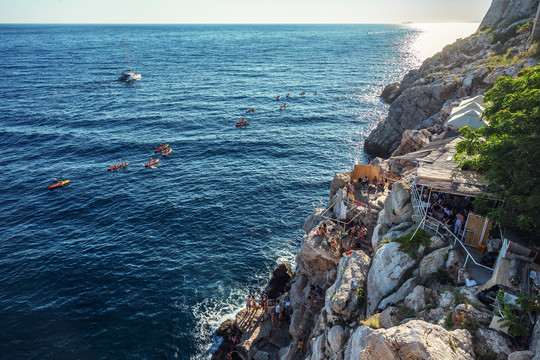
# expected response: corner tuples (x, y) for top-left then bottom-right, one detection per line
(118, 39), (141, 82)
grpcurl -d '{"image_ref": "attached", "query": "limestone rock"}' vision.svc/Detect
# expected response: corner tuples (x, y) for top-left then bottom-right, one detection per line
(311, 333), (326, 360)
(378, 277), (419, 311)
(344, 320), (474, 360)
(446, 249), (465, 282)
(403, 285), (427, 312)
(481, 0), (538, 28)
(296, 226), (341, 278)
(438, 290), (455, 309)
(267, 263), (294, 299)
(509, 351), (535, 360)
(253, 351), (270, 360)
(303, 208), (325, 234)
(326, 250), (370, 315)
(421, 307), (447, 325)
(327, 325), (347, 355)
(474, 328), (513, 360)
(330, 172), (350, 201)
(288, 275), (308, 311)
(378, 306), (400, 329)
(367, 242), (416, 315)
(391, 129), (431, 157)
(429, 235), (446, 249)
(419, 245), (452, 277)
(371, 221), (415, 252)
(452, 303), (491, 327)
(459, 287), (486, 310)
(377, 182), (413, 228)
(343, 326), (374, 360)
(216, 318), (233, 337)
(381, 82), (401, 104)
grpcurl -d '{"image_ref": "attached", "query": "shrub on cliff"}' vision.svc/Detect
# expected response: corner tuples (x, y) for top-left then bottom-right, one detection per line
(455, 66), (540, 245)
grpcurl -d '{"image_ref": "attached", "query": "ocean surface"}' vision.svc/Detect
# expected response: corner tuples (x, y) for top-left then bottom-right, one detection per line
(0, 23), (478, 359)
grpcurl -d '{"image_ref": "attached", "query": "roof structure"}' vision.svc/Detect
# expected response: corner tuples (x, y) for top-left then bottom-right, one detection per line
(390, 134), (487, 196)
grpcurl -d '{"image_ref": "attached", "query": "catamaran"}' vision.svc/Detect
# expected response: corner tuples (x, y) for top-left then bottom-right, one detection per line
(119, 39), (141, 82)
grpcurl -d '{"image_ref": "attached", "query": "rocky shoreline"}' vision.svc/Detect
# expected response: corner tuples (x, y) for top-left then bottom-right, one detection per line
(212, 2), (540, 359)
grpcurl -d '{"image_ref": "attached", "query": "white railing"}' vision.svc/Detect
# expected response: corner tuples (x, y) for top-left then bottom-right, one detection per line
(410, 183), (494, 272)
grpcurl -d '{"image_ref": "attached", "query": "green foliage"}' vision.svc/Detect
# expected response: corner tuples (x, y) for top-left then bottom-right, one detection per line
(359, 315), (381, 329)
(422, 268), (454, 287)
(444, 311), (454, 330)
(395, 229), (431, 258)
(357, 284), (366, 304)
(449, 339), (456, 353)
(517, 19), (534, 35)
(454, 66), (540, 243)
(495, 291), (538, 338)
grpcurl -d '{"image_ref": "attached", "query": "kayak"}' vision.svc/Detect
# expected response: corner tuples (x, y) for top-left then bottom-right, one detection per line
(154, 144), (169, 153)
(162, 148), (172, 156)
(48, 180), (70, 190)
(107, 163), (129, 171)
(236, 122), (250, 127)
(145, 159), (159, 167)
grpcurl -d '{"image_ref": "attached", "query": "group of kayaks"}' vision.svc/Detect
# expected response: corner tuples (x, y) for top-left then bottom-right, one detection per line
(48, 143), (173, 190)
(235, 91), (315, 128)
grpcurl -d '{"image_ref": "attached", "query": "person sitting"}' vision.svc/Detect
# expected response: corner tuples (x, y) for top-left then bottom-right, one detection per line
(361, 176), (369, 188)
(328, 237), (338, 251)
(315, 223), (327, 237)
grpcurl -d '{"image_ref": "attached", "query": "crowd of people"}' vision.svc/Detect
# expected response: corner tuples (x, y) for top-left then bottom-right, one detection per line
(418, 185), (474, 237)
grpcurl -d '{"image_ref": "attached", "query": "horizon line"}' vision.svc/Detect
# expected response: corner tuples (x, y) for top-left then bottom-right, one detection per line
(0, 21), (482, 25)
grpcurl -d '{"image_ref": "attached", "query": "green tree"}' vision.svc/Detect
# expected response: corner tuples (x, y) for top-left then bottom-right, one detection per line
(454, 66), (540, 244)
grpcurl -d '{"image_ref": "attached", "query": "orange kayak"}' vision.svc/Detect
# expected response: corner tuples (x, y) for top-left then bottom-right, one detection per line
(48, 180), (70, 190)
(107, 163), (129, 171)
(145, 159), (159, 167)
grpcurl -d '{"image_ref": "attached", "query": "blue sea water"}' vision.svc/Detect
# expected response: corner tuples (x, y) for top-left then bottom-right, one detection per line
(0, 24), (474, 359)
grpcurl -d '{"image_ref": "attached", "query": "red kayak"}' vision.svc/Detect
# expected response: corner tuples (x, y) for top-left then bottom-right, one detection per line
(48, 180), (70, 190)
(162, 148), (172, 156)
(145, 158), (159, 167)
(107, 163), (129, 171)
(236, 122), (250, 127)
(154, 144), (169, 153)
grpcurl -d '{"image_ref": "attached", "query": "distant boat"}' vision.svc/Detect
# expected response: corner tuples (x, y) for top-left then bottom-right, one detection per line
(118, 39), (141, 82)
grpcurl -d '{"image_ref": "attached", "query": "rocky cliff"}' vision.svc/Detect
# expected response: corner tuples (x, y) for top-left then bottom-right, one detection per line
(364, 7), (539, 157)
(481, 0), (539, 28)
(212, 2), (540, 359)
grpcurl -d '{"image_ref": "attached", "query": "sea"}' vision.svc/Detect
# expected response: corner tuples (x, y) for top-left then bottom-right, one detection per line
(0, 23), (479, 359)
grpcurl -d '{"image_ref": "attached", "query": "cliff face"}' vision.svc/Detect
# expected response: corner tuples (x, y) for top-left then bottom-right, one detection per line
(481, 0), (539, 28)
(364, 1), (539, 157)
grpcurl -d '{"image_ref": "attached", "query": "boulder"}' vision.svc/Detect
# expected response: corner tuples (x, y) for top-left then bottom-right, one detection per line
(509, 351), (535, 360)
(267, 263), (294, 299)
(429, 235), (447, 249)
(377, 182), (413, 227)
(403, 285), (427, 312)
(296, 226), (341, 278)
(327, 325), (348, 355)
(391, 129), (431, 157)
(378, 277), (419, 311)
(421, 307), (447, 325)
(311, 333), (326, 360)
(459, 287), (486, 310)
(288, 275), (308, 311)
(378, 307), (400, 329)
(367, 242), (416, 315)
(344, 326), (374, 360)
(371, 222), (416, 252)
(452, 304), (491, 327)
(330, 172), (350, 201)
(326, 250), (371, 315)
(381, 82), (401, 104)
(438, 290), (455, 309)
(303, 208), (325, 234)
(419, 245), (452, 278)
(253, 351), (269, 360)
(343, 320), (474, 360)
(474, 328), (513, 360)
(215, 318), (233, 337)
(446, 249), (464, 282)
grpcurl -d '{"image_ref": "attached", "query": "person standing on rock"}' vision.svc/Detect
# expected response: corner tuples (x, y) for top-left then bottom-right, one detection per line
(246, 295), (252, 313)
(272, 302), (281, 329)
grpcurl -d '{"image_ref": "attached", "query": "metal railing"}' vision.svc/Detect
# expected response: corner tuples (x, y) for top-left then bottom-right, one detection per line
(410, 183), (494, 272)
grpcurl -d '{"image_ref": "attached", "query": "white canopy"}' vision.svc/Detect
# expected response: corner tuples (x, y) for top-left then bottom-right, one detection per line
(446, 110), (488, 131)
(460, 95), (484, 107)
(450, 101), (484, 117)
